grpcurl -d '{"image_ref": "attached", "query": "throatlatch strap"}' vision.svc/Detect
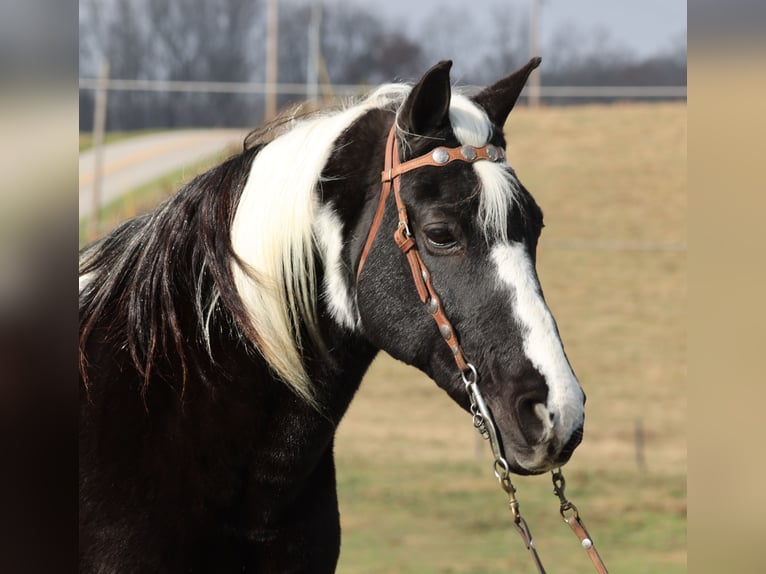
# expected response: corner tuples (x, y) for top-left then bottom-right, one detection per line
(356, 126), (397, 281)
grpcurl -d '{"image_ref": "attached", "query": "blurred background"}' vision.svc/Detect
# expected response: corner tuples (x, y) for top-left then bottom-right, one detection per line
(78, 0), (686, 131)
(75, 0), (686, 572)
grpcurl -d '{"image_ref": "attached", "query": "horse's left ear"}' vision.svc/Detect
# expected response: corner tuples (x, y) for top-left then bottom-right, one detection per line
(473, 57), (542, 127)
(399, 60), (453, 136)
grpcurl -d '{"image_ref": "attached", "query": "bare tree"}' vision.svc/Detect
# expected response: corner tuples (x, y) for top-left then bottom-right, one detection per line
(319, 4), (425, 85)
(143, 0), (263, 126)
(80, 0), (264, 130)
(540, 22), (686, 99)
(274, 2), (426, 104)
(410, 5), (529, 86)
(79, 0), (686, 130)
(475, 8), (530, 84)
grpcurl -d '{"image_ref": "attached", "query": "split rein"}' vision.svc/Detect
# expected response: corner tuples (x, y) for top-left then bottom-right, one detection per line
(357, 124), (609, 573)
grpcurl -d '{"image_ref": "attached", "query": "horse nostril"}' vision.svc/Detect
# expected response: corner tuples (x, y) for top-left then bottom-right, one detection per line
(515, 395), (550, 445)
(557, 425), (584, 464)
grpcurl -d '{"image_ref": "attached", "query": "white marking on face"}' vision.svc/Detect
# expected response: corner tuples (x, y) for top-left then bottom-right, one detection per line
(314, 206), (359, 330)
(491, 242), (585, 442)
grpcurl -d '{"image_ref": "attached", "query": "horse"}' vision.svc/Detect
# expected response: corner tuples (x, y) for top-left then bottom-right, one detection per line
(78, 58), (586, 573)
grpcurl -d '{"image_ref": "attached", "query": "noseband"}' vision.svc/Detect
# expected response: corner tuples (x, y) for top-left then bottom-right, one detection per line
(354, 122), (609, 574)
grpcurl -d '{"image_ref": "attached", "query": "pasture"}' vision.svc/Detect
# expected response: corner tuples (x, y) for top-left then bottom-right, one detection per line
(334, 102), (687, 573)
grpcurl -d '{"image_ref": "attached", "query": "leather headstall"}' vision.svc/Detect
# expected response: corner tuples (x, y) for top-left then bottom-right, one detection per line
(356, 122), (507, 376)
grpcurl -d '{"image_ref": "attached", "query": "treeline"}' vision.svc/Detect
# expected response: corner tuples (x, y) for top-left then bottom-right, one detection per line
(79, 0), (686, 131)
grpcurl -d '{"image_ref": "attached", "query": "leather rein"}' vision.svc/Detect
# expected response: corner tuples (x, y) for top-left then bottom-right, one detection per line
(355, 122), (609, 573)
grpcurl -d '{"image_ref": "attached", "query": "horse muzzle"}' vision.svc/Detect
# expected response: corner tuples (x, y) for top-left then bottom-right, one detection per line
(498, 398), (586, 475)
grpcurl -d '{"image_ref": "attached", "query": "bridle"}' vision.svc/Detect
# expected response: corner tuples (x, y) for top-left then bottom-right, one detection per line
(356, 122), (505, 373)
(356, 121), (609, 573)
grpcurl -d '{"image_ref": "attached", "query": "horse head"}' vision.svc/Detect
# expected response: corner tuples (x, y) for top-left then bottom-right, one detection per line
(352, 60), (585, 475)
(80, 57), (591, 572)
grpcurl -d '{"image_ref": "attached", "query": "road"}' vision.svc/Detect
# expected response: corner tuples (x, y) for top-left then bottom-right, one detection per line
(79, 128), (249, 219)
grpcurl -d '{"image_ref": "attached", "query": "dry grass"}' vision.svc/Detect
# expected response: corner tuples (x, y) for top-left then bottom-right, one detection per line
(335, 102), (687, 572)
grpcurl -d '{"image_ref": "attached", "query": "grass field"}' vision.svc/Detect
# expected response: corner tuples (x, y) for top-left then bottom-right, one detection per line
(334, 102), (687, 573)
(79, 129), (161, 152)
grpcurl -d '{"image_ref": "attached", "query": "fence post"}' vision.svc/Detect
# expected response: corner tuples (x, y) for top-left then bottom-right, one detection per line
(306, 4), (322, 106)
(265, 0), (279, 121)
(635, 417), (647, 473)
(90, 59), (109, 241)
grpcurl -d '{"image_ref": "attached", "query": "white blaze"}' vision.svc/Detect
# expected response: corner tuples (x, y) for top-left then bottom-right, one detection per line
(491, 242), (584, 441)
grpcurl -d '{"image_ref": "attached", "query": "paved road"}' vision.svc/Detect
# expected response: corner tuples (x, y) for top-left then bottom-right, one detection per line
(79, 128), (249, 219)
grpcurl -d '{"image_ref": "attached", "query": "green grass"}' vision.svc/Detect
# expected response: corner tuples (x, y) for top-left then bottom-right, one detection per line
(335, 352), (686, 573)
(79, 129), (162, 152)
(335, 460), (685, 574)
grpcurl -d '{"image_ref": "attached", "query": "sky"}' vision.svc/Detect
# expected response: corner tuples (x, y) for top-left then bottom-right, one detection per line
(539, 0), (686, 57)
(322, 0), (687, 59)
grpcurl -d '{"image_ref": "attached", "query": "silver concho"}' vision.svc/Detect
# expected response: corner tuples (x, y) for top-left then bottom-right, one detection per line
(486, 144), (498, 161)
(460, 145), (477, 161)
(425, 298), (439, 314)
(432, 148), (450, 164)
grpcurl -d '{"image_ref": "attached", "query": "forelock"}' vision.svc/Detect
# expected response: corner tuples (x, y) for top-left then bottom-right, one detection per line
(448, 93), (521, 242)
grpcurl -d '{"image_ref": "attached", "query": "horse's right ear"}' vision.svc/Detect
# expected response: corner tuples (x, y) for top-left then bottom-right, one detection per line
(473, 57), (542, 127)
(398, 60), (453, 136)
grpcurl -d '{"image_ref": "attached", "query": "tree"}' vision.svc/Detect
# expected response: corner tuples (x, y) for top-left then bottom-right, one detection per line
(319, 4), (425, 85)
(79, 0), (263, 130)
(79, 0), (686, 130)
(541, 22), (686, 95)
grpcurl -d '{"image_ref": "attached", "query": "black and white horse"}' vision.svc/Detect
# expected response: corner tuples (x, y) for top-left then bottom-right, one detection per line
(79, 58), (585, 573)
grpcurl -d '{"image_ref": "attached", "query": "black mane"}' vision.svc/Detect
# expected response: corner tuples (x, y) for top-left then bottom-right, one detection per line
(79, 145), (260, 399)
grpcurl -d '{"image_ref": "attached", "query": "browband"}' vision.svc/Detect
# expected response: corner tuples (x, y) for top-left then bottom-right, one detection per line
(357, 124), (506, 280)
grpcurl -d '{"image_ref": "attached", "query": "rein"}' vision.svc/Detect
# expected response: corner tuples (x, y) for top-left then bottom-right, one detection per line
(357, 123), (609, 573)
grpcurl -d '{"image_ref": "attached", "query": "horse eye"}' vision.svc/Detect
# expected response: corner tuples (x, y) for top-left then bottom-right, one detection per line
(424, 227), (457, 249)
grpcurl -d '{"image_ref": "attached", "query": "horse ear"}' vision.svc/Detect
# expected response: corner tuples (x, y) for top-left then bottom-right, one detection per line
(399, 60), (453, 136)
(473, 57), (542, 127)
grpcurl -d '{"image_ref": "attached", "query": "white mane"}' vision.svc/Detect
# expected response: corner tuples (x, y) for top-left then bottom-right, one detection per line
(230, 85), (521, 406)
